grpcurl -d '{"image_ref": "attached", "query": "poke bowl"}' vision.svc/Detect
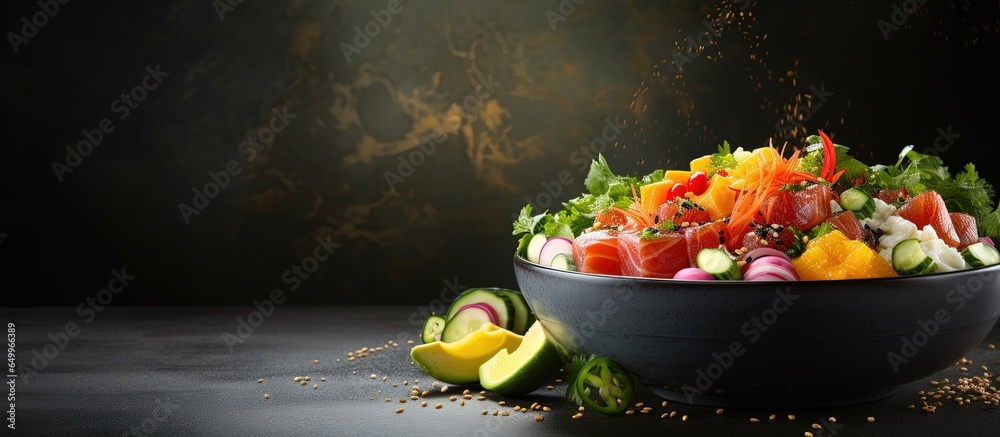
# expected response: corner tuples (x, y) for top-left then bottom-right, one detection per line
(509, 134), (1000, 408)
(513, 254), (1000, 408)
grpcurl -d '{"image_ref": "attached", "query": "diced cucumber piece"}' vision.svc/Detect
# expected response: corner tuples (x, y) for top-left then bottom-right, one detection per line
(961, 242), (1000, 268)
(695, 248), (741, 280)
(421, 315), (446, 343)
(840, 187), (875, 219)
(892, 238), (937, 275)
(488, 288), (534, 335)
(441, 305), (496, 342)
(550, 253), (576, 271)
(526, 234), (548, 264)
(446, 288), (515, 331)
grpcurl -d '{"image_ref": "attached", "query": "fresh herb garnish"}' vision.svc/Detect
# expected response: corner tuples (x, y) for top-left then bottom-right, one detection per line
(513, 154), (665, 243)
(707, 140), (738, 178)
(564, 353), (596, 406)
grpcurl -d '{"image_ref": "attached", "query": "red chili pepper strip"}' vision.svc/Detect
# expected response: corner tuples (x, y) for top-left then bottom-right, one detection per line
(818, 129), (836, 181)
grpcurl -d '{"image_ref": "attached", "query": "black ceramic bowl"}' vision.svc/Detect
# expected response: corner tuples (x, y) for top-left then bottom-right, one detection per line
(513, 254), (1000, 408)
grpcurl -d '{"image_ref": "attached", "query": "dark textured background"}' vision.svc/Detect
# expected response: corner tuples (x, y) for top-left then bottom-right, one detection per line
(1, 0), (998, 305)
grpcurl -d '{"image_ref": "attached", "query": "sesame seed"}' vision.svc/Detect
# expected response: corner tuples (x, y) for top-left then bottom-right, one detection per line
(304, 376), (310, 381)
(441, 386), (449, 393)
(399, 398), (406, 403)
(410, 396), (419, 401)
(867, 416), (875, 423)
(478, 396), (487, 401)
(543, 407), (551, 412)
(669, 411), (677, 418)
(300, 381), (307, 386)
(534, 415), (544, 422)
(463, 395), (473, 400)
(460, 401), (465, 406)
(546, 385), (555, 390)
(396, 408), (404, 414)
(662, 401), (668, 407)
(578, 406), (585, 412)
(295, 377), (303, 382)
(313, 384), (318, 389)
(828, 417), (836, 423)
(788, 414), (796, 420)
(625, 410), (635, 416)
(313, 359), (319, 364)
(382, 376), (387, 382)
(573, 413), (583, 419)
(682, 415), (688, 422)
(501, 412), (509, 417)
(463, 389), (470, 395)
(407, 340), (414, 344)
(263, 394), (270, 399)
(421, 390), (429, 397)
(449, 396), (457, 402)
(320, 377), (326, 382)
(482, 410), (488, 415)
(435, 404), (442, 409)
(769, 414), (776, 420)
(385, 397), (391, 402)
(750, 418), (759, 422)
(257, 379), (263, 383)
(392, 383), (398, 387)
(635, 402), (644, 407)
(716, 408), (724, 415)
(811, 423), (821, 429)
(369, 374), (376, 379)
(421, 402), (427, 407)
(660, 413), (669, 419)
(404, 380), (408, 385)
(805, 433), (814, 437)
(498, 401), (506, 406)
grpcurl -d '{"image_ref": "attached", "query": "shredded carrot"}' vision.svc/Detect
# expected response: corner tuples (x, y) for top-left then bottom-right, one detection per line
(610, 184), (654, 230)
(726, 146), (831, 247)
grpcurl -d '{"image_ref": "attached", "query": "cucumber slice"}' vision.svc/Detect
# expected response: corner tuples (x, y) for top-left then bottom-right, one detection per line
(840, 187), (875, 219)
(526, 234), (548, 264)
(695, 248), (741, 280)
(489, 288), (534, 335)
(549, 253), (576, 271)
(441, 305), (497, 342)
(447, 288), (515, 331)
(892, 238), (938, 275)
(421, 315), (446, 343)
(961, 242), (1000, 268)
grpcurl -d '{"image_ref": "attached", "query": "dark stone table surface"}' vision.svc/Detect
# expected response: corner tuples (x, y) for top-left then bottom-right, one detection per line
(2, 306), (999, 436)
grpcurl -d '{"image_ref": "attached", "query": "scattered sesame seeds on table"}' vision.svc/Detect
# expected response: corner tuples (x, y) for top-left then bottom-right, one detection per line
(5, 306), (1000, 436)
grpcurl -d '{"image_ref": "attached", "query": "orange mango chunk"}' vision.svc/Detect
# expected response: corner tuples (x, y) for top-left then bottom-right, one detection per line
(791, 230), (898, 280)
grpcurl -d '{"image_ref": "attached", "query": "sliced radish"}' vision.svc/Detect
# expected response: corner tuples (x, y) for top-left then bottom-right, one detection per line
(672, 267), (715, 281)
(456, 303), (500, 326)
(744, 261), (800, 281)
(526, 234), (548, 263)
(539, 237), (574, 267)
(740, 247), (791, 264)
(979, 237), (995, 247)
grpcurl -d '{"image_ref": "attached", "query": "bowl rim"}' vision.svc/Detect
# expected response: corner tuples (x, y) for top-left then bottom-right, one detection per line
(513, 252), (1000, 285)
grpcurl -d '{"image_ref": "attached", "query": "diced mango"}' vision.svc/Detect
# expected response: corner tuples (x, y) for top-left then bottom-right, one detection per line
(690, 155), (712, 173)
(791, 230), (898, 280)
(690, 175), (736, 221)
(640, 179), (677, 216)
(664, 170), (693, 186)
